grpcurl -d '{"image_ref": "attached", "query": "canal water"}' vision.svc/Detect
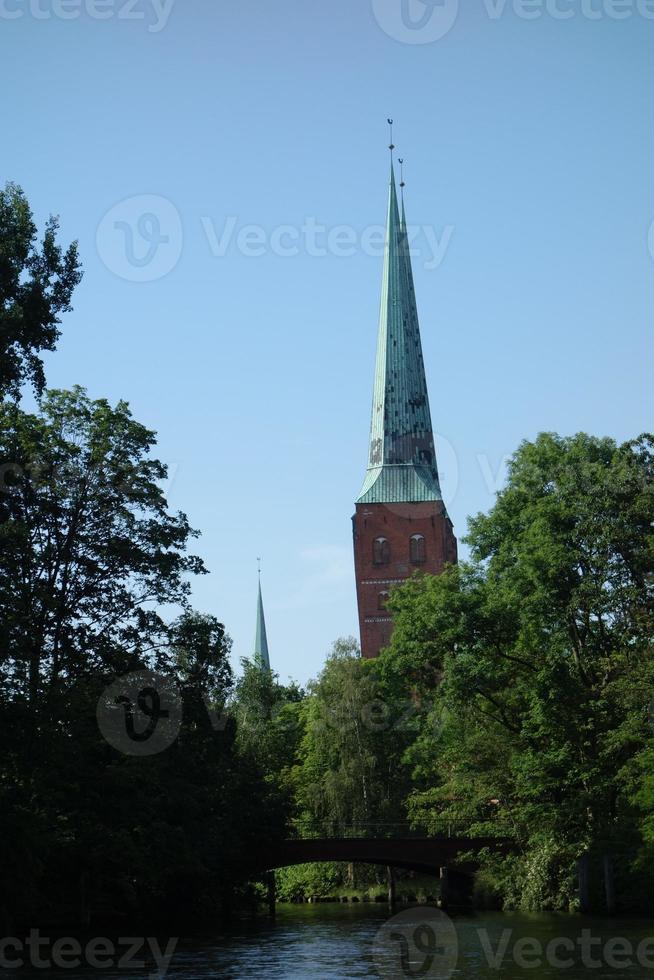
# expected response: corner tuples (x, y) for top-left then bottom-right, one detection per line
(4, 905), (654, 978)
(175, 905), (654, 978)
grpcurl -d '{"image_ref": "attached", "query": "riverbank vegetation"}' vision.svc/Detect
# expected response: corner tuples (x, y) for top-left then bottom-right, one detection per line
(274, 865), (441, 905)
(1, 185), (653, 926)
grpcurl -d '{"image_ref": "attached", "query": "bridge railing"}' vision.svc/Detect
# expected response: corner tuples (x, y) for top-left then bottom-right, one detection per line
(289, 818), (512, 840)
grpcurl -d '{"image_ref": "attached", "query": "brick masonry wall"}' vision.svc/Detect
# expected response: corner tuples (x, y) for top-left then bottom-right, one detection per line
(352, 501), (458, 659)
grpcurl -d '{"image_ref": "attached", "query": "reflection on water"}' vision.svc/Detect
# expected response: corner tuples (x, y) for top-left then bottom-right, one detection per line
(3, 905), (654, 979)
(176, 905), (654, 980)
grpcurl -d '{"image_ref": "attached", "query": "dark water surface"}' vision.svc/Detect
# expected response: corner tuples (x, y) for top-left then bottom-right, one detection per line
(183, 905), (654, 979)
(4, 905), (654, 979)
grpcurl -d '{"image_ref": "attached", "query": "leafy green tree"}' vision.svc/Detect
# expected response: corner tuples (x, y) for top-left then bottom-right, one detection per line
(0, 183), (82, 400)
(232, 659), (304, 803)
(0, 386), (205, 715)
(292, 637), (411, 837)
(381, 432), (654, 910)
(173, 610), (233, 714)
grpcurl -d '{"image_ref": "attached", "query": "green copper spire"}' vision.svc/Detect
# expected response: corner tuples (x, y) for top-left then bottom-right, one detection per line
(253, 576), (270, 671)
(356, 163), (444, 506)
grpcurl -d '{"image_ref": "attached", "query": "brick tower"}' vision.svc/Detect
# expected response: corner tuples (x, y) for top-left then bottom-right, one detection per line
(352, 154), (457, 659)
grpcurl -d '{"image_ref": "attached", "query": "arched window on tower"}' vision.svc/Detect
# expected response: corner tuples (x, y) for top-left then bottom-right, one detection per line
(378, 590), (390, 610)
(373, 537), (390, 565)
(410, 533), (426, 564)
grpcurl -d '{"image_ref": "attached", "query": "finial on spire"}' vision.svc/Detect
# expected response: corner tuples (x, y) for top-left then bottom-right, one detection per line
(257, 556), (261, 577)
(398, 158), (405, 189)
(387, 118), (395, 156)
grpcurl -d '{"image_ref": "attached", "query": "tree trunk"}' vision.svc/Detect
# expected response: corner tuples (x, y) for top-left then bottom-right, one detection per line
(603, 854), (616, 914)
(386, 866), (396, 909)
(577, 853), (590, 913)
(439, 866), (449, 909)
(266, 872), (276, 915)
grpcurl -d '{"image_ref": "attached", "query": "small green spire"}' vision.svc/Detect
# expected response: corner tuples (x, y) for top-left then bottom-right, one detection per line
(253, 573), (270, 671)
(356, 160), (444, 507)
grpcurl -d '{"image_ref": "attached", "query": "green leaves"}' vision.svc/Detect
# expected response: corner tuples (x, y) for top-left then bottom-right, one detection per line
(0, 387), (205, 698)
(290, 638), (412, 839)
(382, 431), (654, 910)
(0, 183), (82, 401)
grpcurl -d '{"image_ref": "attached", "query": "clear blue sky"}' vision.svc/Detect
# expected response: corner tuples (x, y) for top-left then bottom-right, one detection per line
(2, 1), (652, 684)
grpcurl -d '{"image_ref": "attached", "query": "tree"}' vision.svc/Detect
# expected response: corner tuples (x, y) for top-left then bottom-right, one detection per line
(0, 187), (292, 925)
(380, 432), (654, 910)
(172, 610), (234, 713)
(232, 659), (304, 804)
(0, 391), (289, 924)
(0, 386), (205, 716)
(0, 388), (203, 923)
(0, 183), (82, 400)
(292, 637), (411, 837)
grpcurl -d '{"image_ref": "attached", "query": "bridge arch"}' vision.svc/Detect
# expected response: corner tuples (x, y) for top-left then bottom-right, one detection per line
(247, 836), (504, 877)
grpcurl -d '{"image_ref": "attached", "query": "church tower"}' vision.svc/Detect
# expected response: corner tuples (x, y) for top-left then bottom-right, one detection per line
(352, 151), (457, 659)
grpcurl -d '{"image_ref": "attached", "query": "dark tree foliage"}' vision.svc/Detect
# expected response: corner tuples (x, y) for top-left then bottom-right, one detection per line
(0, 183), (82, 400)
(233, 659), (304, 777)
(0, 392), (286, 927)
(0, 386), (205, 710)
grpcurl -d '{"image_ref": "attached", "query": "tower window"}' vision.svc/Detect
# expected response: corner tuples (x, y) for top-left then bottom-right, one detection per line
(378, 591), (390, 610)
(373, 537), (390, 565)
(410, 534), (426, 564)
